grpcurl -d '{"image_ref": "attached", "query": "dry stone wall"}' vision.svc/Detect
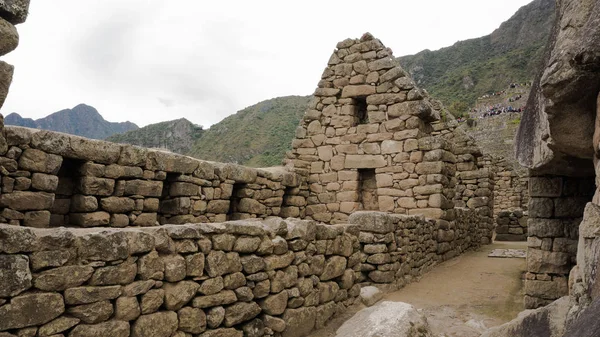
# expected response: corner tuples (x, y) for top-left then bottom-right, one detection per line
(0, 211), (489, 337)
(0, 126), (306, 228)
(494, 209), (526, 241)
(525, 175), (594, 308)
(285, 33), (494, 237)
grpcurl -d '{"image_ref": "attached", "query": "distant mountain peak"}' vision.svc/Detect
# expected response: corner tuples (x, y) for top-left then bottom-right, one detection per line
(4, 104), (139, 139)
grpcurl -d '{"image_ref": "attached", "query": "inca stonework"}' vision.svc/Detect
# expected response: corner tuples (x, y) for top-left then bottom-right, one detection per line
(0, 23), (545, 337)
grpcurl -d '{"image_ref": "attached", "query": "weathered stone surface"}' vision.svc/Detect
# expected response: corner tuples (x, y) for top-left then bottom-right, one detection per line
(17, 149), (62, 174)
(140, 289), (164, 314)
(176, 307), (205, 334)
(77, 176), (115, 196)
(163, 280), (199, 310)
(89, 261), (137, 285)
(162, 254), (186, 282)
(259, 291), (288, 315)
(360, 286), (383, 307)
(199, 328), (243, 337)
(34, 265), (94, 291)
(114, 296), (140, 321)
(320, 256), (347, 281)
(64, 285), (122, 305)
(100, 197), (135, 213)
(563, 297), (600, 337)
(0, 191), (54, 211)
(224, 301), (262, 327)
(0, 293), (65, 330)
(30, 173), (58, 192)
(0, 0), (31, 24)
(123, 180), (163, 197)
(282, 307), (317, 337)
(0, 254), (31, 297)
(69, 320), (130, 337)
(132, 311), (178, 337)
(481, 296), (570, 337)
(515, 0), (600, 175)
(38, 316), (80, 336)
(335, 301), (432, 337)
(341, 85), (376, 98)
(344, 155), (386, 169)
(77, 231), (128, 261)
(193, 290), (237, 308)
(207, 306), (226, 329)
(68, 300), (114, 324)
(349, 212), (393, 233)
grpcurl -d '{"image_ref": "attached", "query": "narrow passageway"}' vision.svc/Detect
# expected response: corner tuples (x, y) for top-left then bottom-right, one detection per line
(309, 241), (527, 337)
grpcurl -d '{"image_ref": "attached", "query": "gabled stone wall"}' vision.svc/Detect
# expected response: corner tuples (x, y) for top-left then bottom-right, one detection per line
(287, 33), (463, 225)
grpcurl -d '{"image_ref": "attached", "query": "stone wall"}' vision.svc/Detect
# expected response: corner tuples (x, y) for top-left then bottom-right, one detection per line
(482, 155), (528, 215)
(494, 209), (526, 241)
(525, 175), (594, 308)
(0, 127), (306, 228)
(285, 33), (494, 234)
(0, 210), (489, 337)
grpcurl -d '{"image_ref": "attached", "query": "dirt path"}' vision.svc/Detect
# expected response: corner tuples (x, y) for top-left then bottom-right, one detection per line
(309, 241), (527, 337)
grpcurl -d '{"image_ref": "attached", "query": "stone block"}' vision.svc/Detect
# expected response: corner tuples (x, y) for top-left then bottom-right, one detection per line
(123, 180), (163, 197)
(0, 191), (54, 211)
(341, 85), (376, 98)
(525, 278), (568, 300)
(0, 60), (13, 108)
(0, 0), (31, 24)
(529, 177), (562, 197)
(23, 210), (51, 227)
(77, 176), (115, 196)
(70, 212), (110, 227)
(528, 218), (564, 238)
(0, 293), (64, 331)
(100, 197), (135, 213)
(0, 254), (31, 297)
(344, 155), (386, 169)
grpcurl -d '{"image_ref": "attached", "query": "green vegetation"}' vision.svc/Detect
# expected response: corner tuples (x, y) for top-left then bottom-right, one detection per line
(188, 96), (311, 167)
(107, 118), (203, 154)
(398, 0), (554, 112)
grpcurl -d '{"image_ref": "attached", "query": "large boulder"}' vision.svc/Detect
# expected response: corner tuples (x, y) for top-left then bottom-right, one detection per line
(480, 296), (570, 337)
(515, 0), (600, 176)
(335, 301), (433, 337)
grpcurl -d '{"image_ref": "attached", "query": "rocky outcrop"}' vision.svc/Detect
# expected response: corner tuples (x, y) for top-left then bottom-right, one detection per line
(515, 0), (600, 176)
(0, 0), (30, 110)
(480, 296), (570, 337)
(335, 301), (433, 337)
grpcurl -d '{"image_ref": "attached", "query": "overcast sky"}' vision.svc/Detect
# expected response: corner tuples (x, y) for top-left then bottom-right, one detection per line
(2, 0), (533, 128)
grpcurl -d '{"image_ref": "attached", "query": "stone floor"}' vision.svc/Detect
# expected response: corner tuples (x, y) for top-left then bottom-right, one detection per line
(308, 241), (527, 337)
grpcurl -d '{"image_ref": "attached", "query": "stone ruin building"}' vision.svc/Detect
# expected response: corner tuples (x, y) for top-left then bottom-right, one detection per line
(1, 0), (598, 335)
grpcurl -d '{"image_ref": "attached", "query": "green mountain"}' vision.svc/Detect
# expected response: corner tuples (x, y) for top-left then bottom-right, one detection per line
(4, 104), (138, 139)
(397, 0), (554, 116)
(188, 96), (311, 167)
(107, 118), (203, 154)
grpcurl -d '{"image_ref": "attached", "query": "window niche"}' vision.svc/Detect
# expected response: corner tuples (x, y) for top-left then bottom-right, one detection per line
(226, 183), (245, 220)
(358, 168), (379, 211)
(50, 158), (85, 226)
(353, 97), (369, 126)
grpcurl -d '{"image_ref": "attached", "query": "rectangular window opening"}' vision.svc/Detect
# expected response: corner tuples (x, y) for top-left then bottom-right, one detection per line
(358, 169), (379, 211)
(227, 183), (245, 220)
(51, 158), (85, 227)
(354, 97), (368, 125)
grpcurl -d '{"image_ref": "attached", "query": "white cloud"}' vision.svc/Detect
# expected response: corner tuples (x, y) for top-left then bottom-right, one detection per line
(1, 0), (534, 128)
